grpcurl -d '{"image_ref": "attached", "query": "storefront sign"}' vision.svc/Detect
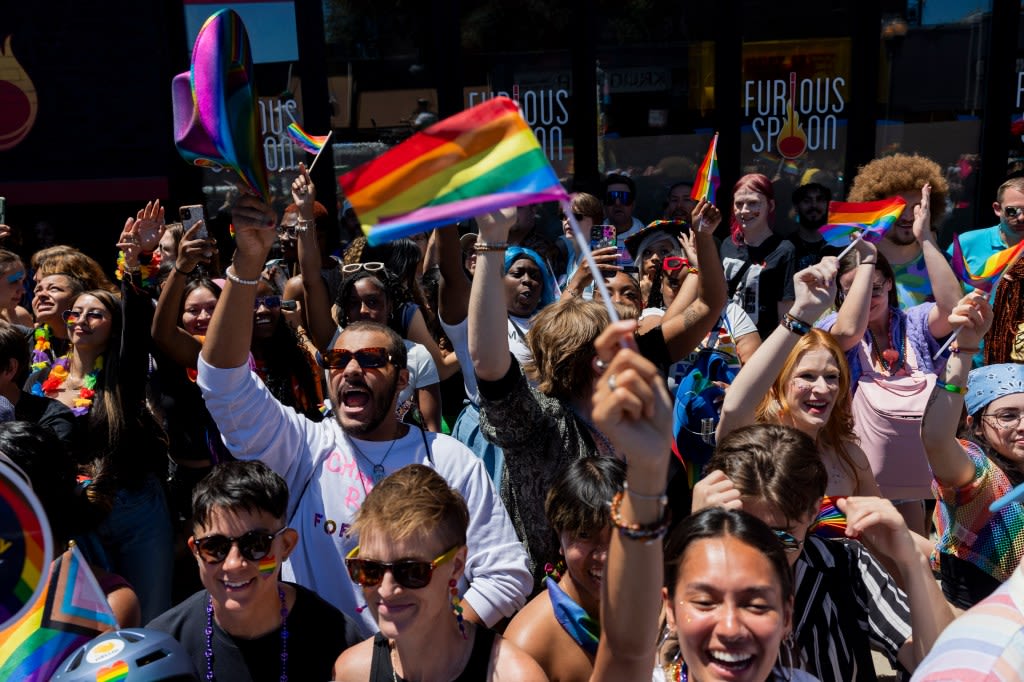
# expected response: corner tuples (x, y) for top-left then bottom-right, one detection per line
(466, 89), (569, 161)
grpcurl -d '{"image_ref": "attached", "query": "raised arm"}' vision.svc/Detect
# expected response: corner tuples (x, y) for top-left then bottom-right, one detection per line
(825, 237), (877, 351)
(589, 320), (673, 682)
(920, 291), (991, 487)
(468, 209), (516, 382)
(201, 194), (278, 369)
(437, 224), (472, 326)
(291, 164), (338, 353)
(659, 200), (726, 361)
(717, 258), (838, 441)
(151, 220), (216, 369)
(915, 184), (961, 337)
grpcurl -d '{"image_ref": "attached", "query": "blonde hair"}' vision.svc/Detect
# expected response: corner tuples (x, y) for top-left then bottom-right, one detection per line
(525, 298), (609, 401)
(34, 247), (117, 292)
(755, 329), (861, 486)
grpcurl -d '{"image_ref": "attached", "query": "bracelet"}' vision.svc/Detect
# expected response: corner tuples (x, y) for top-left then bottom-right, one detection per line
(686, 266), (699, 275)
(473, 241), (508, 252)
(608, 491), (670, 543)
(950, 346), (981, 354)
(779, 313), (812, 336)
(296, 219), (313, 234)
(939, 383), (967, 395)
(624, 481), (669, 504)
(225, 265), (259, 286)
(174, 263), (196, 276)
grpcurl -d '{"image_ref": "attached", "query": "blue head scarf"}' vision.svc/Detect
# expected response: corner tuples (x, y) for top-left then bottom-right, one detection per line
(966, 363), (1024, 416)
(504, 246), (556, 311)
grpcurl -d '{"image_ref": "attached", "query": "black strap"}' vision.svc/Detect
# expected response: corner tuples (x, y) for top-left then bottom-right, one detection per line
(726, 259), (753, 299)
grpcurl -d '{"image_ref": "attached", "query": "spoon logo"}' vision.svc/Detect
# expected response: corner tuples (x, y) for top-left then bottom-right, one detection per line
(0, 36), (38, 151)
(776, 72), (807, 160)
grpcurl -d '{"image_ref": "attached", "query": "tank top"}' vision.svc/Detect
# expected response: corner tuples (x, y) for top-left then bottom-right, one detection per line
(369, 628), (496, 681)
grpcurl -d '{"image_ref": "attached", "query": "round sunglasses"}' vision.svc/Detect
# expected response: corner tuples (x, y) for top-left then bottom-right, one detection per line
(193, 527), (288, 564)
(63, 309), (107, 325)
(345, 544), (460, 589)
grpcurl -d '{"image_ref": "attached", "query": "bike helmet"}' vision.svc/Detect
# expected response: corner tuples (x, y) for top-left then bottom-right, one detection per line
(51, 628), (198, 681)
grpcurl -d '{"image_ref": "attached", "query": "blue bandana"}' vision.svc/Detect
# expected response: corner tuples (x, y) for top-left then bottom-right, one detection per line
(966, 363), (1024, 415)
(504, 246), (556, 309)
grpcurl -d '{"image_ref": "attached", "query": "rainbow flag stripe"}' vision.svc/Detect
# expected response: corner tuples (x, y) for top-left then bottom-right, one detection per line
(339, 96), (568, 246)
(951, 234), (1024, 293)
(690, 133), (720, 204)
(809, 496), (848, 540)
(96, 660), (130, 682)
(818, 197), (906, 247)
(258, 555), (277, 576)
(286, 122), (330, 155)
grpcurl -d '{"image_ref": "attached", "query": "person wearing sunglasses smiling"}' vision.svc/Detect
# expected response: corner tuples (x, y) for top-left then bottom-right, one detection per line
(944, 176), (1024, 296)
(149, 460), (361, 681)
(692, 424), (954, 682)
(334, 464), (545, 682)
(197, 189), (531, 639)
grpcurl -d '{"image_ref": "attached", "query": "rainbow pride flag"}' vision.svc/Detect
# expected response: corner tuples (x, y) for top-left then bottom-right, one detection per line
(0, 544), (117, 680)
(286, 122), (330, 155)
(339, 96), (569, 246)
(818, 197), (906, 247)
(951, 234), (1024, 293)
(690, 133), (720, 204)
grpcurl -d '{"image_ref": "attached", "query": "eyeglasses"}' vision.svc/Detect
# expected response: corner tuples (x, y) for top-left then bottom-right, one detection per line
(62, 309), (107, 325)
(193, 527), (287, 564)
(982, 411), (1024, 430)
(317, 347), (392, 369)
(277, 225), (298, 239)
(254, 295), (281, 310)
(661, 256), (688, 272)
(345, 544), (460, 589)
(1003, 206), (1024, 220)
(342, 262), (385, 275)
(605, 190), (634, 206)
(773, 529), (804, 553)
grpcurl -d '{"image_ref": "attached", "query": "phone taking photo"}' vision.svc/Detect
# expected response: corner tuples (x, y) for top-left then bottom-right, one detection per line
(590, 224), (617, 250)
(180, 205), (208, 239)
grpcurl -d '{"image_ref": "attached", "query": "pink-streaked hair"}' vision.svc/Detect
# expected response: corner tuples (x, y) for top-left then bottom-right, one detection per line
(729, 173), (776, 245)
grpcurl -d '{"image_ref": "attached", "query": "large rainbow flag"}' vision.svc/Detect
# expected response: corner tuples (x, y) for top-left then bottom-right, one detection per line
(286, 121), (330, 155)
(819, 197), (906, 247)
(690, 133), (720, 204)
(339, 96), (569, 246)
(0, 544), (118, 680)
(951, 234), (1024, 293)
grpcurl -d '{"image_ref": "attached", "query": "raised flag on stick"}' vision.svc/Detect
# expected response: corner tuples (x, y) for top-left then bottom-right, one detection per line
(819, 197), (906, 259)
(286, 123), (333, 174)
(690, 133), (720, 204)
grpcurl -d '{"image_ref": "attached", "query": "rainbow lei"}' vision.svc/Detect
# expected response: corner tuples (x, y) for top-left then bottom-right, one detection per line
(115, 250), (162, 289)
(31, 325), (55, 371)
(36, 355), (103, 417)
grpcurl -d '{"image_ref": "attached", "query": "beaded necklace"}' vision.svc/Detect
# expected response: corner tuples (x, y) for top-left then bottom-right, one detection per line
(571, 408), (621, 459)
(205, 585), (288, 681)
(37, 355), (102, 417)
(30, 325), (56, 371)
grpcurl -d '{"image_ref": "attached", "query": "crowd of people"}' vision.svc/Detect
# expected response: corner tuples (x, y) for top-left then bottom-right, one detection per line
(3, 151), (1024, 681)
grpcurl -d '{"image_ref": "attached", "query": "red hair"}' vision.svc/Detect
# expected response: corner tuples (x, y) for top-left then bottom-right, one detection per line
(729, 173), (776, 245)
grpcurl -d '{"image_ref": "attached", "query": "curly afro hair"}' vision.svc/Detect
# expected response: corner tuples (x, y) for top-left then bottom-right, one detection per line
(847, 153), (948, 226)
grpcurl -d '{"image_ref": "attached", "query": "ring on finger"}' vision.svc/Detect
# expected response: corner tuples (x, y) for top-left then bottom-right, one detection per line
(607, 373), (617, 391)
(595, 358), (609, 373)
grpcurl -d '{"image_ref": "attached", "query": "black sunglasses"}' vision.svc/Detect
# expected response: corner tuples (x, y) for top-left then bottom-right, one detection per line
(254, 295), (281, 310)
(1004, 205), (1024, 220)
(62, 309), (107, 325)
(345, 545), (460, 589)
(605, 190), (634, 206)
(317, 347), (392, 370)
(193, 527), (287, 564)
(773, 529), (803, 553)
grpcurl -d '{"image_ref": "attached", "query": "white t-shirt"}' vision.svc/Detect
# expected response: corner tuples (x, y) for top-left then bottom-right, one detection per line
(441, 316), (533, 405)
(396, 339), (440, 406)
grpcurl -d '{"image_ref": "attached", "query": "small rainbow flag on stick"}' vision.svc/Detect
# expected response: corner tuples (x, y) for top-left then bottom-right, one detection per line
(339, 96), (569, 246)
(690, 133), (720, 204)
(819, 197), (906, 247)
(951, 234), (1024, 293)
(286, 122), (330, 154)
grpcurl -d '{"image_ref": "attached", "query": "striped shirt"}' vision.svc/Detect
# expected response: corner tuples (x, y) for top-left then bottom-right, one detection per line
(911, 563), (1024, 681)
(791, 537), (912, 682)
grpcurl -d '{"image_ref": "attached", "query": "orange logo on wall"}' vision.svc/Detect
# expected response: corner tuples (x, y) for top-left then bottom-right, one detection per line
(0, 36), (38, 151)
(776, 72), (807, 160)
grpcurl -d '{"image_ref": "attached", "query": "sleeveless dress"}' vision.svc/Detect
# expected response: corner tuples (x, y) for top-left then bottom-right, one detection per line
(369, 628), (497, 681)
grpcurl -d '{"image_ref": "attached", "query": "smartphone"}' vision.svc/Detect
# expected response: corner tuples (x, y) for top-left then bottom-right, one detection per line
(0, 197), (6, 225)
(180, 205), (207, 239)
(590, 224), (617, 250)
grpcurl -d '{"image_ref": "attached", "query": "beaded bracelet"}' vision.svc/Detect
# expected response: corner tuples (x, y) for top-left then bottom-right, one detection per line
(473, 241), (509, 252)
(939, 383), (967, 395)
(779, 313), (812, 336)
(608, 491), (670, 543)
(686, 266), (699, 275)
(225, 265), (259, 286)
(296, 219), (314, 234)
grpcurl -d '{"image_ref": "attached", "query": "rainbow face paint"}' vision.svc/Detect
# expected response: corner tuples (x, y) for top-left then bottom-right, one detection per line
(258, 554), (277, 577)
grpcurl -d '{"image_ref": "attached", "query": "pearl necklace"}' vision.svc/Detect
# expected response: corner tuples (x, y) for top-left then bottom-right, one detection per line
(205, 586), (289, 681)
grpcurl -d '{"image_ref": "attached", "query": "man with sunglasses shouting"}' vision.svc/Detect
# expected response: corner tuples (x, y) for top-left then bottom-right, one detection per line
(149, 460), (362, 680)
(197, 177), (531, 638)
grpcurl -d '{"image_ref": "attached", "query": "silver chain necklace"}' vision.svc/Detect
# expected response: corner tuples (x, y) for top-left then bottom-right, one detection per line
(348, 433), (399, 483)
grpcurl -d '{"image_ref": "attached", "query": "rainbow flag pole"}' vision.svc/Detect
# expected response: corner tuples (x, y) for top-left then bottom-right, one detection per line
(306, 130), (334, 175)
(690, 133), (720, 230)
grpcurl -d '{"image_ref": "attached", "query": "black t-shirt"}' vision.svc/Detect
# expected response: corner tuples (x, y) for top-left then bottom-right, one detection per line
(721, 235), (796, 339)
(788, 235), (841, 271)
(148, 583), (362, 682)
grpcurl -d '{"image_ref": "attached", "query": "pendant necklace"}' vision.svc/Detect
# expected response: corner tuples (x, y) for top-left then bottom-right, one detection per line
(349, 434), (399, 484)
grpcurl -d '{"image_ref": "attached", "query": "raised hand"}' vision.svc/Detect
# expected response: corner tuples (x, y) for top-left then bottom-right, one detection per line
(135, 199), (166, 253)
(176, 220), (216, 274)
(691, 470), (743, 513)
(691, 198), (721, 234)
(291, 163), (316, 221)
(230, 194), (278, 265)
(790, 257), (838, 322)
(912, 183), (933, 244)
(117, 217), (142, 269)
(948, 290), (992, 347)
(837, 496), (917, 566)
(476, 206), (517, 244)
